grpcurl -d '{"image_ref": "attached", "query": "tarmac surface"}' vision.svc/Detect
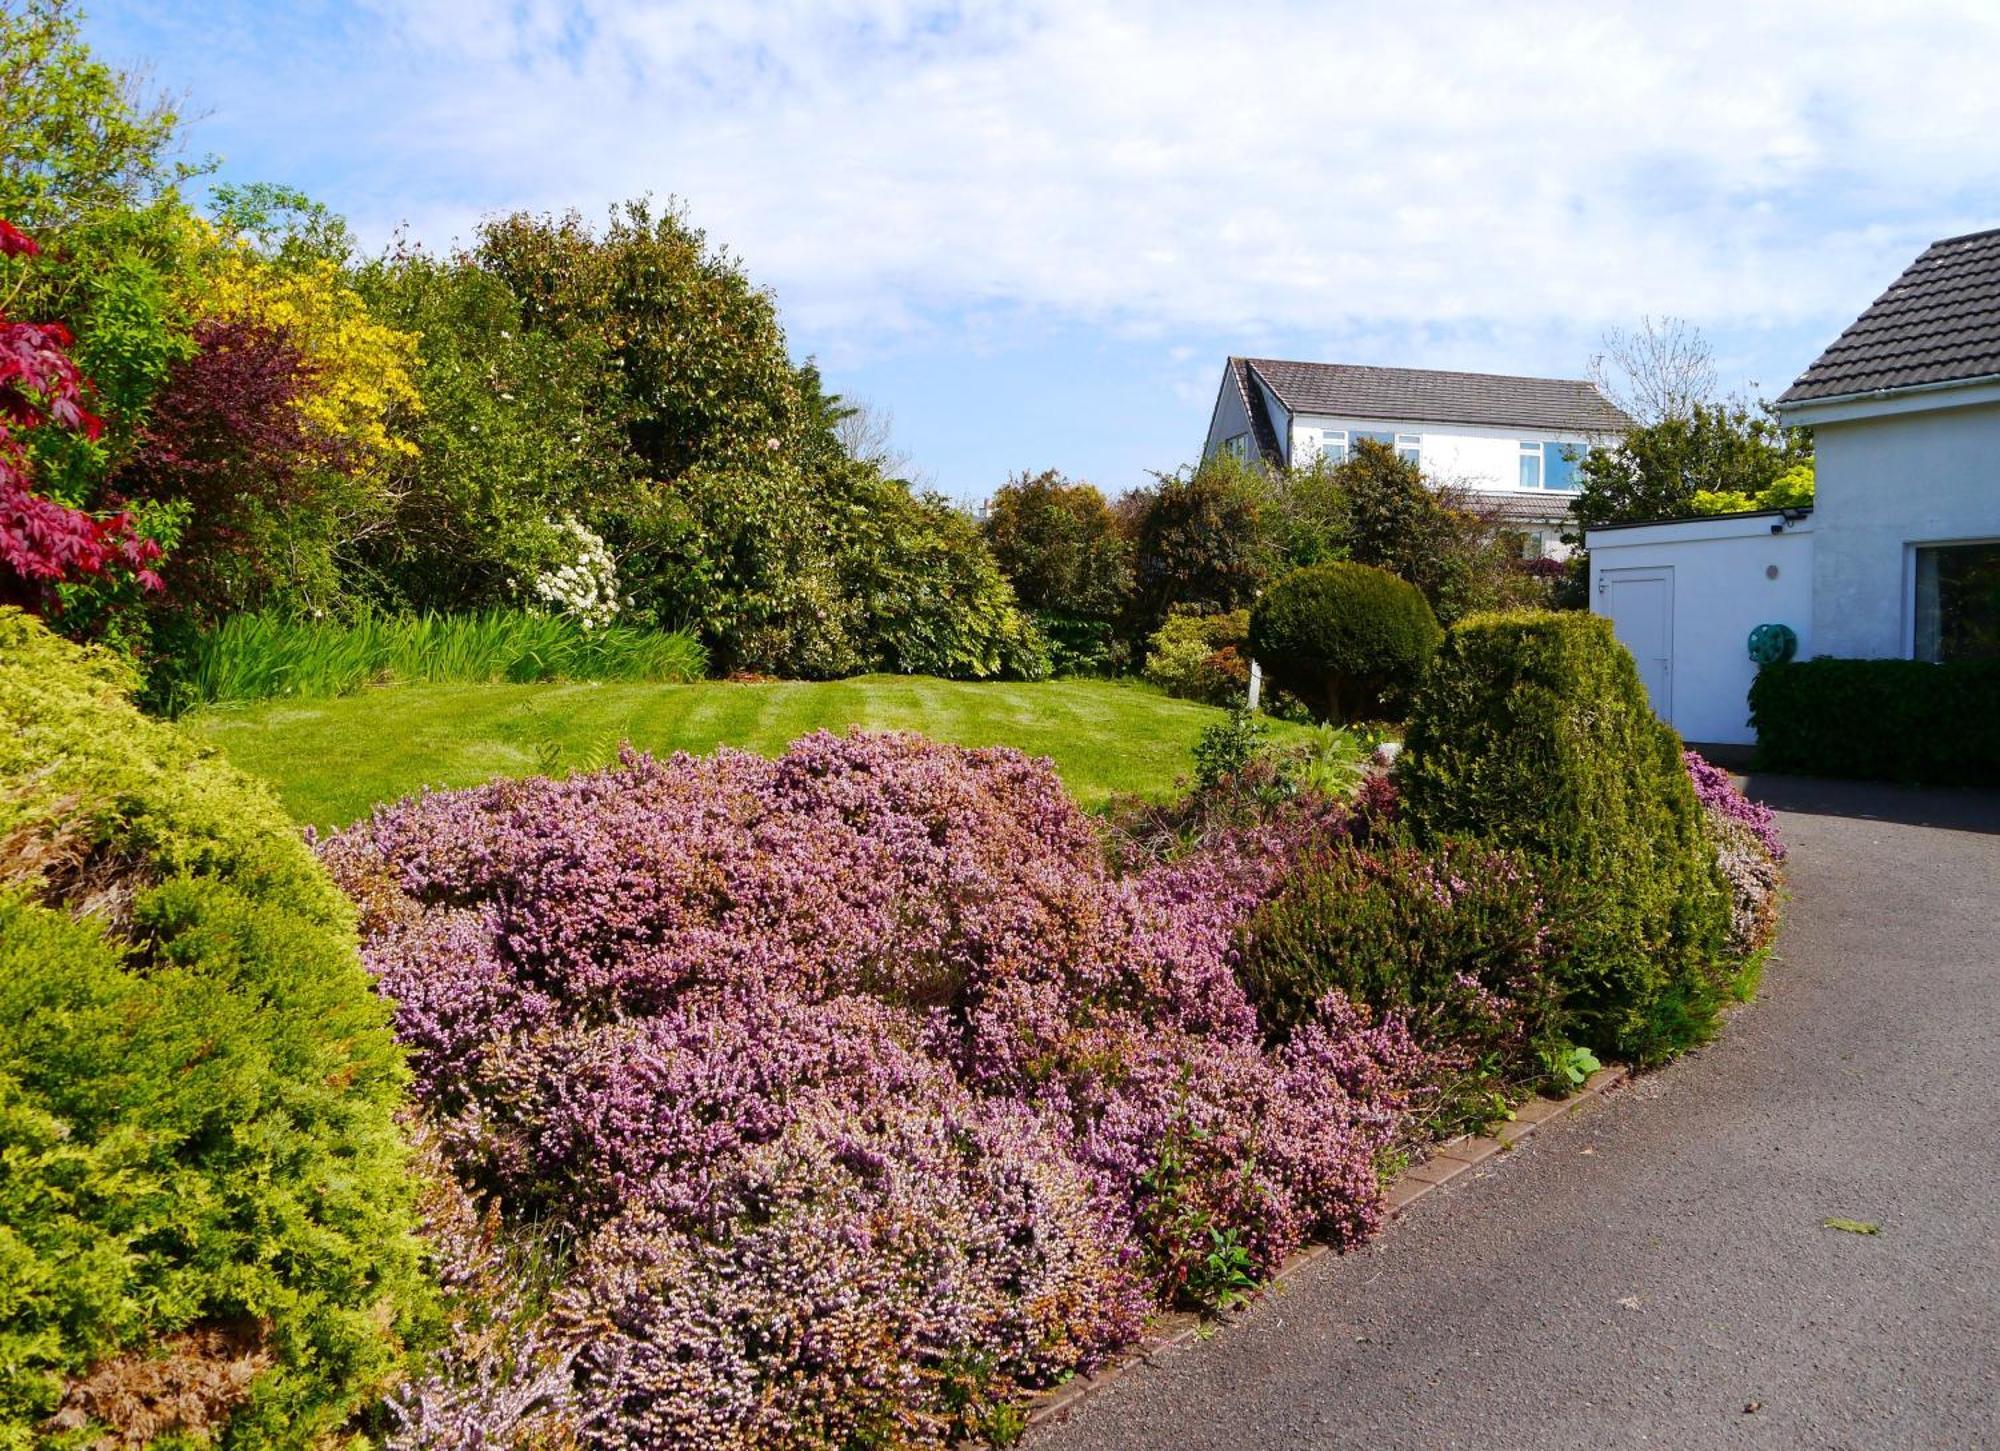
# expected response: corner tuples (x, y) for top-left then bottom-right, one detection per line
(1034, 775), (2000, 1451)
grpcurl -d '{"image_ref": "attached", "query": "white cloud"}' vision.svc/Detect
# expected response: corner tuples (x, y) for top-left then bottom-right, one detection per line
(165, 0), (2000, 362)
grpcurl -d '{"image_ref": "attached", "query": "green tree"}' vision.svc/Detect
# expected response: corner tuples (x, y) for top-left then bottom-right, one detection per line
(1126, 453), (1274, 636)
(351, 249), (638, 611)
(1570, 401), (1813, 533)
(476, 199), (802, 480)
(983, 470), (1131, 670)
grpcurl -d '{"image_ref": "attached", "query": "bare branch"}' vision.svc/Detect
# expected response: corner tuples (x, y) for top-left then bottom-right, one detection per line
(1588, 316), (1717, 425)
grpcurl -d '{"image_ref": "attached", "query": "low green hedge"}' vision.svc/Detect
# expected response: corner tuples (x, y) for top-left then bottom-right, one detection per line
(1397, 610), (1732, 1064)
(1749, 658), (2000, 785)
(0, 609), (424, 1449)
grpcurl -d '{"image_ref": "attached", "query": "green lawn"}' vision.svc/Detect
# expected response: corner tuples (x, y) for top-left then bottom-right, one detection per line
(191, 675), (1287, 829)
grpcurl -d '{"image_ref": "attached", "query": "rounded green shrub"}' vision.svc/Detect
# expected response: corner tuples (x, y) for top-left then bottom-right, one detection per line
(1395, 610), (1731, 1063)
(0, 609), (423, 1450)
(1249, 563), (1441, 723)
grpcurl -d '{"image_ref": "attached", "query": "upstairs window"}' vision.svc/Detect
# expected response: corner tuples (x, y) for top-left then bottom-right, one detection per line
(1396, 433), (1421, 466)
(1521, 441), (1587, 490)
(1220, 433), (1250, 462)
(1351, 429), (1398, 455)
(1914, 541), (2000, 662)
(1519, 443), (1543, 489)
(1318, 429), (1349, 463)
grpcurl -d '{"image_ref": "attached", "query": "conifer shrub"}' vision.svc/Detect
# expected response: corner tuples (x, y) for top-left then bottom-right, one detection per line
(0, 608), (422, 1450)
(1249, 563), (1441, 723)
(1395, 610), (1732, 1063)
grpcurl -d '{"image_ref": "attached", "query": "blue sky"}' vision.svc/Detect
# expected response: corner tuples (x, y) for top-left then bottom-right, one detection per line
(82, 0), (2000, 502)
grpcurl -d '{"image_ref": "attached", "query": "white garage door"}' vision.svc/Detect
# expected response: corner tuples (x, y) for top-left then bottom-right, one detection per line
(1601, 567), (1674, 724)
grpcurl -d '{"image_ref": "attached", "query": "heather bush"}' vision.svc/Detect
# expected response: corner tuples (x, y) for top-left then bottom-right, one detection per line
(1239, 837), (1566, 1129)
(324, 730), (1431, 1446)
(0, 609), (422, 1450)
(1684, 752), (1785, 960)
(1398, 611), (1732, 1063)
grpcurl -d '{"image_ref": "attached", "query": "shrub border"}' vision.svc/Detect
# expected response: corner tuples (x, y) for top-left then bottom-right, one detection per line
(1027, 1065), (1630, 1429)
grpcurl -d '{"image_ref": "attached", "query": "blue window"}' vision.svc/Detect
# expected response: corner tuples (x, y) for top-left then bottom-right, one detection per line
(1520, 441), (1587, 490)
(1352, 429), (1397, 454)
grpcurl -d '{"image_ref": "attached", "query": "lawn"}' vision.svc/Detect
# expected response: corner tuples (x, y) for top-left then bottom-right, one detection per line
(192, 674), (1291, 829)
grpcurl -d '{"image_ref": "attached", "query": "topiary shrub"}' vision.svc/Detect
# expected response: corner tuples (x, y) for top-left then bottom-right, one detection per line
(0, 608), (423, 1450)
(1238, 837), (1566, 1130)
(1395, 610), (1732, 1063)
(1249, 563), (1441, 723)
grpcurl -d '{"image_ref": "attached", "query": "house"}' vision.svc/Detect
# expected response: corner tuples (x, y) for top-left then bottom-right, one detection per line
(1202, 356), (1633, 556)
(1585, 224), (2000, 748)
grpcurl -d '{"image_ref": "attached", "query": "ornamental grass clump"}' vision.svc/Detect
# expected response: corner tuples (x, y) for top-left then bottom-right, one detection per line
(324, 730), (1432, 1447)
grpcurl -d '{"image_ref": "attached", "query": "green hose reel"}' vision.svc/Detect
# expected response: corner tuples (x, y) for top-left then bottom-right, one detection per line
(1747, 622), (1798, 665)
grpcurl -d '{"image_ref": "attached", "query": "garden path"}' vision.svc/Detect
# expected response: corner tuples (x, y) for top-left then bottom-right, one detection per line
(1035, 776), (2000, 1450)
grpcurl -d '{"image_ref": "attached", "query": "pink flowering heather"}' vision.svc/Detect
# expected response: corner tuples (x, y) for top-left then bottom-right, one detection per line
(1684, 750), (1785, 861)
(325, 731), (1428, 1448)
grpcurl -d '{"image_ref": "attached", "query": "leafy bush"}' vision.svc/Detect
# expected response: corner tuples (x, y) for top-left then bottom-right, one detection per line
(322, 731), (1430, 1445)
(0, 608), (422, 1449)
(983, 470), (1132, 672)
(1749, 658), (2000, 786)
(1239, 837), (1565, 1129)
(1126, 454), (1273, 638)
(1143, 608), (1249, 705)
(1249, 562), (1442, 723)
(154, 607), (707, 710)
(1397, 610), (1732, 1062)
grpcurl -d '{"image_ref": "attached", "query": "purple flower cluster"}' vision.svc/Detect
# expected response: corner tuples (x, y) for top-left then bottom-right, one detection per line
(1683, 751), (1786, 957)
(1684, 750), (1785, 861)
(325, 732), (1428, 1448)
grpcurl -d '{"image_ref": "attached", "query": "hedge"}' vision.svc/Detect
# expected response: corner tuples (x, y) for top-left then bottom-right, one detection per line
(1396, 610), (1733, 1063)
(0, 609), (424, 1449)
(1749, 657), (2000, 786)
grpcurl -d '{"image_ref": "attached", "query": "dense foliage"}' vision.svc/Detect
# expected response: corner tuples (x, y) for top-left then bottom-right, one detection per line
(0, 608), (422, 1449)
(1249, 563), (1442, 724)
(1570, 402), (1814, 532)
(1685, 751), (1785, 960)
(321, 732), (1432, 1447)
(1124, 454), (1273, 636)
(1142, 607), (1249, 706)
(1749, 657), (2000, 786)
(1240, 834), (1565, 1132)
(981, 469), (1132, 673)
(1397, 610), (1734, 1062)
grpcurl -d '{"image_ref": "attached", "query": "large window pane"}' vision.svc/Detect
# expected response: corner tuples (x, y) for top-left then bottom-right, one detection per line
(1914, 542), (2000, 662)
(1544, 442), (1580, 491)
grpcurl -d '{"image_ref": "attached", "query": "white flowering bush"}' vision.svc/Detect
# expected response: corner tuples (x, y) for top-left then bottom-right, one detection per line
(524, 518), (622, 630)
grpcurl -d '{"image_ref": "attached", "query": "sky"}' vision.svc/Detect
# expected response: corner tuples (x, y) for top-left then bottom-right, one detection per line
(80, 0), (2000, 503)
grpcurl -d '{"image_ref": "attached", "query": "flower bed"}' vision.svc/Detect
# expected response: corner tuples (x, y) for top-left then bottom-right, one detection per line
(324, 732), (1430, 1448)
(1685, 750), (1786, 959)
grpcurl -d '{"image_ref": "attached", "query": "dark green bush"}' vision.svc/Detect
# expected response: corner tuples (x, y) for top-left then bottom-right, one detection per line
(1239, 836), (1566, 1129)
(1249, 562), (1441, 723)
(1750, 658), (2000, 786)
(1396, 610), (1731, 1063)
(0, 608), (423, 1449)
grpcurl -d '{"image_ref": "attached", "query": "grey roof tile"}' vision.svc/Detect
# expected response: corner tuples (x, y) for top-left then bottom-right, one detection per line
(1779, 227), (2000, 405)
(1237, 357), (1631, 434)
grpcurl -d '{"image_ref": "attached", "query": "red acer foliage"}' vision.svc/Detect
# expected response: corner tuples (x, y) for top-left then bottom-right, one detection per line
(115, 317), (330, 613)
(1, 220), (162, 608)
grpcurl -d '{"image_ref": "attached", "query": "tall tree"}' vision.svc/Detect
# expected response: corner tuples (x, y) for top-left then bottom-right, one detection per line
(1569, 401), (1814, 532)
(1589, 315), (1718, 426)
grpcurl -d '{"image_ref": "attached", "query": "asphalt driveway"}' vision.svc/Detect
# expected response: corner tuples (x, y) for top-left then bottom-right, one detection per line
(1035, 776), (2000, 1451)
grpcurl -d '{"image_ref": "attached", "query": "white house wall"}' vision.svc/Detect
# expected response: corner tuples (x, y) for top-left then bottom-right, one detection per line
(1585, 515), (1816, 747)
(1807, 398), (2000, 657)
(1203, 372), (1254, 459)
(1289, 413), (1604, 495)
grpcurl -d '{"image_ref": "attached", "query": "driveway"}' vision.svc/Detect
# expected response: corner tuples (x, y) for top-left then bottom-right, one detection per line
(1035, 777), (2000, 1451)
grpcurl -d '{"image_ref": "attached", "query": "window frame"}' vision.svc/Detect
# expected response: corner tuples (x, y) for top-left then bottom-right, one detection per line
(1395, 432), (1421, 466)
(1519, 442), (1544, 490)
(1318, 429), (1349, 464)
(1908, 536), (2000, 662)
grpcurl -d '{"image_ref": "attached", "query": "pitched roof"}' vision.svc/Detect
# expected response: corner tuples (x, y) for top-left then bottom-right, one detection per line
(1225, 357), (1286, 462)
(1779, 226), (2000, 406)
(1236, 357), (1631, 435)
(1456, 489), (1575, 527)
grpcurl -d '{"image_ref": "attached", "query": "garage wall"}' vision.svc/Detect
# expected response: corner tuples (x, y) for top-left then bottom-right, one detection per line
(1586, 514), (1815, 746)
(1808, 398), (2000, 657)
